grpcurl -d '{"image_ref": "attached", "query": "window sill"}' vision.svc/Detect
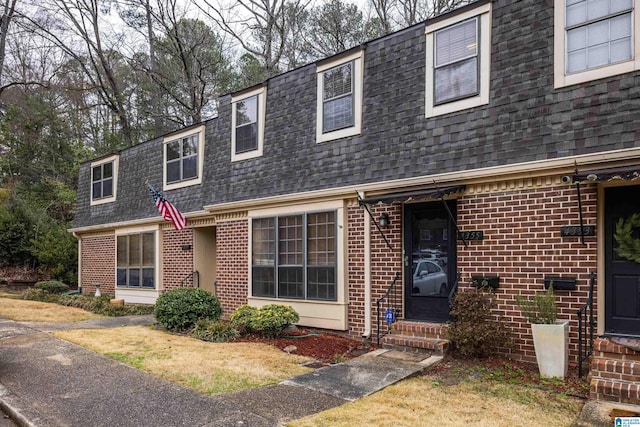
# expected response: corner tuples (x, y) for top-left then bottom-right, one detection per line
(248, 297), (347, 330)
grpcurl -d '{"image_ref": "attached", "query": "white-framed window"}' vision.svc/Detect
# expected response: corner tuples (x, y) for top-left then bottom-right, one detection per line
(90, 155), (118, 206)
(316, 49), (363, 143)
(554, 0), (640, 88)
(163, 125), (205, 191)
(252, 211), (337, 301)
(231, 86), (266, 162)
(425, 2), (491, 118)
(116, 227), (159, 290)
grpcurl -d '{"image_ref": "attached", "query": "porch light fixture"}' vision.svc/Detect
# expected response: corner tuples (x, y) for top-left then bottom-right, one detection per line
(379, 212), (390, 228)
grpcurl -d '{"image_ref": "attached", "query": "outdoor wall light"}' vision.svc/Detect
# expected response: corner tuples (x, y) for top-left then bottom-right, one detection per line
(379, 212), (390, 228)
(586, 174), (598, 181)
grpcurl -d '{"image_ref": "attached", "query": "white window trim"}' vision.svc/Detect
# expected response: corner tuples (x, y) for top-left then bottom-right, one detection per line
(231, 86), (266, 162)
(163, 125), (205, 191)
(425, 2), (491, 118)
(316, 50), (363, 143)
(89, 155), (119, 206)
(554, 0), (640, 89)
(115, 225), (161, 291)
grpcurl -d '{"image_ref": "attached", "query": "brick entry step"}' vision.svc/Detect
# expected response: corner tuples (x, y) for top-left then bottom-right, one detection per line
(381, 321), (449, 355)
(590, 338), (640, 406)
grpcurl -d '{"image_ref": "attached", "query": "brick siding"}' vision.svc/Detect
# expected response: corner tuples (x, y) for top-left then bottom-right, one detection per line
(80, 235), (115, 296)
(161, 228), (194, 290)
(347, 206), (366, 337)
(215, 219), (249, 318)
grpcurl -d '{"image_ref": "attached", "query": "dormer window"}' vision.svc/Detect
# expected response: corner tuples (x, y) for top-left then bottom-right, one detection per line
(163, 125), (205, 191)
(316, 49), (363, 143)
(90, 155), (118, 205)
(231, 87), (266, 162)
(554, 0), (639, 88)
(425, 2), (491, 117)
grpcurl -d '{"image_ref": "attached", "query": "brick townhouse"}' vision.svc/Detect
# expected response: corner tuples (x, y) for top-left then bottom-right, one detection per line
(71, 0), (640, 405)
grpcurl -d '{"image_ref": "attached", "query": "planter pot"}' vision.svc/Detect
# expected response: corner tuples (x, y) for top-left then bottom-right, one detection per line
(531, 321), (569, 379)
(471, 275), (499, 289)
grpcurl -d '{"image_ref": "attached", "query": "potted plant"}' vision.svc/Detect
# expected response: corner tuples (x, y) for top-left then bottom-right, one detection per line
(516, 285), (569, 379)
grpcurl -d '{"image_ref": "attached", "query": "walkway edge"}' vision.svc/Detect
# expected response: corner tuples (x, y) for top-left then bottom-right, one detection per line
(0, 384), (37, 427)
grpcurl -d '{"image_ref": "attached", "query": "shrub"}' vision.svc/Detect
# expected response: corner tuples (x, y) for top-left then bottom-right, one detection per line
(229, 305), (259, 333)
(446, 288), (511, 358)
(55, 294), (155, 316)
(230, 304), (299, 338)
(34, 280), (70, 294)
(516, 285), (557, 324)
(154, 288), (222, 331)
(23, 288), (60, 303)
(191, 319), (240, 342)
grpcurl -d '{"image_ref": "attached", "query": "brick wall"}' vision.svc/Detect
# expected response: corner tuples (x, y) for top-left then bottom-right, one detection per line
(215, 219), (249, 318)
(162, 228), (194, 290)
(369, 204), (404, 338)
(457, 183), (598, 364)
(347, 207), (365, 337)
(80, 235), (115, 296)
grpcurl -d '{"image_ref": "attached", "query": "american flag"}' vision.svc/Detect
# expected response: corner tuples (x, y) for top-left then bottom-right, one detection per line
(147, 184), (187, 230)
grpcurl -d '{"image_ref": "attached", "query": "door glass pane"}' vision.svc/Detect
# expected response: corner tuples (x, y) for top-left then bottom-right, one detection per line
(410, 211), (450, 298)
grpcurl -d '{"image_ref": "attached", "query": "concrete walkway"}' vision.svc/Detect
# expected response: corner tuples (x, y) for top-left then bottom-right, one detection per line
(0, 316), (441, 426)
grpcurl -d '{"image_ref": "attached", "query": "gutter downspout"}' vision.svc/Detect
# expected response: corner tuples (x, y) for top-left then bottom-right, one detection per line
(361, 192), (372, 338)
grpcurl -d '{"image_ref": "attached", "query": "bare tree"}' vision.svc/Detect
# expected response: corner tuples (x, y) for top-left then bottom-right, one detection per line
(369, 0), (395, 35)
(397, 0), (473, 26)
(197, 0), (311, 79)
(0, 0), (17, 92)
(307, 0), (369, 59)
(23, 0), (136, 146)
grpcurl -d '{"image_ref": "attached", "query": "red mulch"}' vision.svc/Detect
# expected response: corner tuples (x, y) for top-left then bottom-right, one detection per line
(236, 327), (374, 364)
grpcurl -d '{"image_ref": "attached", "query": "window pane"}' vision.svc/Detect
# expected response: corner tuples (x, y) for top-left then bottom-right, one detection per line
(92, 166), (101, 181)
(102, 178), (113, 198)
(142, 233), (154, 266)
(308, 212), (335, 266)
(129, 234), (141, 266)
(610, 38), (632, 63)
(587, 43), (609, 68)
(323, 96), (353, 133)
(611, 14), (632, 40)
(166, 141), (180, 161)
(567, 26), (586, 51)
(323, 63), (352, 100)
(611, 0), (633, 13)
(236, 96), (258, 126)
(278, 266), (304, 298)
(566, 2), (586, 27)
(117, 236), (128, 267)
(92, 182), (102, 199)
(182, 156), (197, 179)
(586, 0), (609, 21)
(253, 218), (275, 265)
(129, 269), (140, 287)
(434, 57), (478, 103)
(117, 269), (127, 287)
(252, 267), (275, 297)
(166, 161), (180, 183)
(568, 50), (587, 73)
(182, 136), (198, 157)
(587, 19), (608, 46)
(435, 18), (477, 66)
(279, 216), (303, 265)
(102, 162), (113, 178)
(142, 268), (154, 288)
(236, 123), (258, 153)
(307, 267), (336, 301)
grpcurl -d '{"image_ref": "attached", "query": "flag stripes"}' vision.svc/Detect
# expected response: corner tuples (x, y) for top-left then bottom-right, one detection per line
(147, 185), (187, 230)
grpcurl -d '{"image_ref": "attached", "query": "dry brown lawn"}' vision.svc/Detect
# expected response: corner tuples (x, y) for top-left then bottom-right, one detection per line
(287, 375), (583, 427)
(54, 326), (313, 395)
(0, 297), (103, 322)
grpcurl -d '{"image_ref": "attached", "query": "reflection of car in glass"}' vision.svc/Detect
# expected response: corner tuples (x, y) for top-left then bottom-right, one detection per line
(412, 259), (448, 296)
(413, 249), (447, 266)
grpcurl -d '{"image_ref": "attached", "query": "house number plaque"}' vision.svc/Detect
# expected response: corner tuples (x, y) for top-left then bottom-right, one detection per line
(457, 231), (484, 241)
(560, 225), (595, 237)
